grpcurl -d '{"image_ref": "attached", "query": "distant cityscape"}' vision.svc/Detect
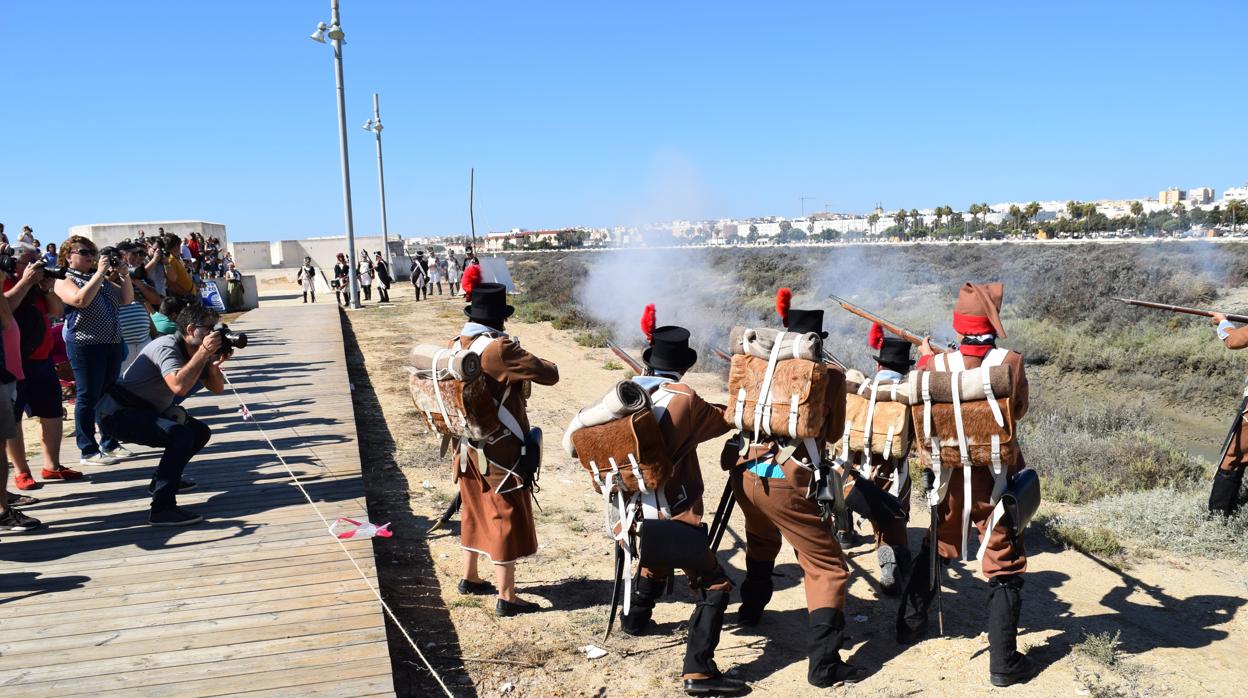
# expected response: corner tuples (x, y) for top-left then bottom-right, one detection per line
(406, 180), (1248, 253)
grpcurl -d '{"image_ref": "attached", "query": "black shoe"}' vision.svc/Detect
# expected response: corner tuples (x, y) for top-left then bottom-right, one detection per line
(619, 617), (654, 636)
(457, 578), (496, 595)
(495, 597), (540, 617)
(148, 479), (197, 494)
(683, 675), (748, 696)
(878, 545), (911, 597)
(0, 507), (42, 532)
(809, 662), (862, 689)
(149, 506), (204, 527)
(991, 653), (1040, 687)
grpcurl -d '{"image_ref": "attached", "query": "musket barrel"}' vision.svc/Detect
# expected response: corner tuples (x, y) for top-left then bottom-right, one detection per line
(1113, 297), (1248, 324)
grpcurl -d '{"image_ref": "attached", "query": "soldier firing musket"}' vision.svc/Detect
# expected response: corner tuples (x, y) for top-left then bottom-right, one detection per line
(1120, 297), (1248, 517)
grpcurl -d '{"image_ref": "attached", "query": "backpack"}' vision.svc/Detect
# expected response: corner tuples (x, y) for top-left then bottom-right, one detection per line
(566, 379), (676, 503)
(723, 330), (830, 442)
(833, 369), (914, 470)
(406, 335), (525, 444)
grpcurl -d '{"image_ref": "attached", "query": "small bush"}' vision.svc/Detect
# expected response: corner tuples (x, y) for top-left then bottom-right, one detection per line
(513, 300), (559, 324)
(1035, 512), (1126, 559)
(574, 329), (610, 347)
(603, 359), (624, 371)
(1076, 630), (1124, 667)
(1080, 487), (1248, 560)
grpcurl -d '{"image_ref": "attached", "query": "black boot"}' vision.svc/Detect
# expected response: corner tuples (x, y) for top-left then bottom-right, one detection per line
(620, 575), (662, 636)
(737, 557), (774, 626)
(807, 608), (860, 687)
(877, 545), (912, 597)
(896, 545), (935, 644)
(682, 588), (730, 679)
(988, 575), (1038, 687)
(1209, 468), (1244, 517)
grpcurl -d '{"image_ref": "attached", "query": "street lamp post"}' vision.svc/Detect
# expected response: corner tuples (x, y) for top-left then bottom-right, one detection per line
(363, 93), (391, 272)
(311, 0), (360, 308)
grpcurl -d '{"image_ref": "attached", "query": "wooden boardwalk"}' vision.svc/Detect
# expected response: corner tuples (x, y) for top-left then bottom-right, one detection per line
(0, 301), (396, 697)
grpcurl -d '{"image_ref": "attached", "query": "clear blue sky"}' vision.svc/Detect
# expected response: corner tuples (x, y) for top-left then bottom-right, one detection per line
(2, 1), (1245, 242)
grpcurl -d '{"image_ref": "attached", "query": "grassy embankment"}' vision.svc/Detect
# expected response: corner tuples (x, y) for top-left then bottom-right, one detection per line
(506, 243), (1248, 562)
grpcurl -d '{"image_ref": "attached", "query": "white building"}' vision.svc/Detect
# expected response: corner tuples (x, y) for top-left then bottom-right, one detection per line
(1224, 186), (1248, 203)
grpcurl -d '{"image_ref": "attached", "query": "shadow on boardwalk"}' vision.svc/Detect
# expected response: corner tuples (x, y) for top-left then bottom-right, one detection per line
(342, 313), (476, 697)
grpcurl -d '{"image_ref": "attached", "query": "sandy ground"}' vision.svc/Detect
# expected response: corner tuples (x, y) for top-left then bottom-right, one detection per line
(342, 283), (1248, 698)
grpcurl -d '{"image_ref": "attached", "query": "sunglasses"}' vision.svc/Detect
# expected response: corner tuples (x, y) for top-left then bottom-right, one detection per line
(73, 248), (98, 257)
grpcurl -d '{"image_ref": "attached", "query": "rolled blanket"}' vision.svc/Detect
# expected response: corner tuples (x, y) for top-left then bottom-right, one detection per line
(909, 364), (1012, 403)
(407, 344), (482, 381)
(728, 326), (822, 362)
(563, 380), (651, 457)
(845, 368), (915, 405)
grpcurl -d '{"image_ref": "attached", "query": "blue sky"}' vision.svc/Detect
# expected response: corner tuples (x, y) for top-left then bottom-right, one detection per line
(2, 1), (1245, 242)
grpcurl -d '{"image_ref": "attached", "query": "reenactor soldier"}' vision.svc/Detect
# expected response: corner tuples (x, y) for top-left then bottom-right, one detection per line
(1209, 311), (1248, 516)
(730, 293), (860, 688)
(896, 282), (1040, 688)
(450, 281), (559, 617)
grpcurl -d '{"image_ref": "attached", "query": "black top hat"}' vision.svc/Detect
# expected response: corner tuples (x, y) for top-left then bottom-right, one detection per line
(786, 308), (828, 339)
(874, 337), (914, 372)
(464, 282), (514, 322)
(643, 326), (698, 372)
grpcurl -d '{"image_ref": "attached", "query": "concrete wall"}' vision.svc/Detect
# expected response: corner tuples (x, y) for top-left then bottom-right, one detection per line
(227, 241), (272, 271)
(68, 221), (227, 248)
(206, 276), (260, 311)
(276, 237), (409, 280)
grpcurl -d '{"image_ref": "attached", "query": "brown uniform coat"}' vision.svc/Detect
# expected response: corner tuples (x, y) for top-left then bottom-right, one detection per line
(1217, 326), (1248, 473)
(451, 333), (559, 564)
(915, 348), (1029, 577)
(731, 367), (852, 611)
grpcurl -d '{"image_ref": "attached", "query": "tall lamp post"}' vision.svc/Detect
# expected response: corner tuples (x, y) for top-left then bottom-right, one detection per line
(310, 0), (360, 308)
(363, 93), (391, 272)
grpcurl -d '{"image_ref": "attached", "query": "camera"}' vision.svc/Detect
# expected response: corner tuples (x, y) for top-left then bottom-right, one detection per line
(0, 255), (16, 276)
(32, 259), (68, 280)
(213, 323), (247, 353)
(98, 246), (124, 269)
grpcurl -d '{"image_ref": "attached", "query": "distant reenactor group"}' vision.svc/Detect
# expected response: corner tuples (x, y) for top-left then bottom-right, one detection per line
(410, 276), (1051, 693)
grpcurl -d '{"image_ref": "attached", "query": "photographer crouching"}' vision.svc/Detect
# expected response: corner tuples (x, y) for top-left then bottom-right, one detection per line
(98, 305), (243, 526)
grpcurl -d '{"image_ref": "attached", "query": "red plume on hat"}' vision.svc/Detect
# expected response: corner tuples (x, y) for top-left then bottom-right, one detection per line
(776, 288), (792, 327)
(869, 322), (885, 350)
(461, 263), (483, 301)
(641, 304), (657, 344)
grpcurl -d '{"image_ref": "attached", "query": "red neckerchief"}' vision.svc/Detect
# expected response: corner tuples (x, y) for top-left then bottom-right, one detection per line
(959, 343), (994, 359)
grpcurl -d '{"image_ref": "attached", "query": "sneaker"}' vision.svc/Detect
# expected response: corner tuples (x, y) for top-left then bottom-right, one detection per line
(0, 507), (42, 532)
(13, 472), (40, 490)
(41, 467), (83, 481)
(80, 453), (119, 466)
(105, 446), (137, 458)
(148, 479), (197, 494)
(149, 507), (204, 527)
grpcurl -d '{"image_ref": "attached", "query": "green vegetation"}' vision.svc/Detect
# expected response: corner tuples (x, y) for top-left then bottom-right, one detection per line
(1035, 513), (1126, 560)
(1076, 630), (1125, 668)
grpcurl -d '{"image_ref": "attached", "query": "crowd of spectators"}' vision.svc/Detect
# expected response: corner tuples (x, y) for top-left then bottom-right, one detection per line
(0, 223), (242, 532)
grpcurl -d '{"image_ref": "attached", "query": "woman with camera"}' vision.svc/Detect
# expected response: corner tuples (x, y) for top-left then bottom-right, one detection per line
(54, 236), (133, 466)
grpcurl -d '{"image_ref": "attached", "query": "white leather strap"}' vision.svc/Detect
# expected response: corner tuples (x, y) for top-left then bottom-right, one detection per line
(752, 333), (787, 441)
(921, 372), (933, 440)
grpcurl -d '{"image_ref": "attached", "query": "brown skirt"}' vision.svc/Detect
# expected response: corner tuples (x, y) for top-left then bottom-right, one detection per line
(457, 462), (537, 564)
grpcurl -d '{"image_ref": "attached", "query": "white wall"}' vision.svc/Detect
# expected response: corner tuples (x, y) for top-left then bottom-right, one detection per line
(227, 241), (272, 271)
(68, 220), (227, 248)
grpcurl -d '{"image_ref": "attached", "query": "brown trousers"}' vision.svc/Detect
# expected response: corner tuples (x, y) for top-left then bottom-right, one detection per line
(732, 469), (849, 612)
(1219, 414), (1248, 473)
(932, 465), (1026, 577)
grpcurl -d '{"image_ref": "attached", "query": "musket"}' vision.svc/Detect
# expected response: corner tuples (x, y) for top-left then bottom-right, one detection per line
(427, 493), (461, 534)
(922, 469), (944, 636)
(714, 345), (848, 372)
(830, 295), (957, 353)
(1113, 297), (1248, 324)
(706, 479), (736, 554)
(605, 339), (646, 374)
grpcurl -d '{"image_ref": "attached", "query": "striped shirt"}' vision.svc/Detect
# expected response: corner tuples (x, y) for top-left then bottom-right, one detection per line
(64, 270), (121, 345)
(118, 302), (151, 344)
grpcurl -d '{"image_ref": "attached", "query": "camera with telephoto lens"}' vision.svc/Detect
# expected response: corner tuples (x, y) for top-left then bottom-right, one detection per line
(32, 259), (68, 280)
(213, 323), (247, 353)
(0, 255), (16, 276)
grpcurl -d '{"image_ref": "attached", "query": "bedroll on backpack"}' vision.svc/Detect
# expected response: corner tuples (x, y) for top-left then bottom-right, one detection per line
(909, 363), (1016, 468)
(833, 369), (913, 461)
(406, 343), (501, 441)
(723, 331), (830, 440)
(566, 381), (674, 496)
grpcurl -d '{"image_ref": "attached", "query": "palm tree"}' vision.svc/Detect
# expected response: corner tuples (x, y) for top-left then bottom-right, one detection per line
(1008, 205), (1023, 232)
(867, 212), (881, 236)
(1066, 200), (1081, 220)
(892, 210), (908, 239)
(967, 203), (982, 232)
(909, 208), (921, 234)
(1130, 201), (1144, 235)
(1024, 202), (1041, 230)
(933, 207), (944, 230)
(1227, 199), (1246, 233)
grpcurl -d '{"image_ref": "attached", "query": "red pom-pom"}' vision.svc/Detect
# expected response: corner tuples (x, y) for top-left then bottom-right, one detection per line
(641, 304), (657, 344)
(869, 322), (885, 350)
(776, 288), (792, 327)
(461, 263), (483, 301)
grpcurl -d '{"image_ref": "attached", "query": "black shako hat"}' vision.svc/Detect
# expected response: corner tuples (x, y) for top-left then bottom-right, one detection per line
(643, 325), (698, 372)
(875, 336), (915, 371)
(786, 308), (828, 339)
(463, 282), (514, 322)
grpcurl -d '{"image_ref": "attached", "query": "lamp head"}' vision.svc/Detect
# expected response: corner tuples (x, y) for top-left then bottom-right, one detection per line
(327, 24), (345, 41)
(363, 118), (374, 131)
(310, 22), (328, 43)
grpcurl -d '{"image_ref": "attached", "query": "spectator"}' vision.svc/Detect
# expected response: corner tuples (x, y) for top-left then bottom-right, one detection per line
(42, 243), (57, 268)
(54, 236), (133, 465)
(18, 226), (34, 245)
(180, 236), (194, 264)
(162, 235), (195, 297)
(373, 251), (391, 303)
(5, 244), (76, 490)
(120, 244), (160, 373)
(296, 256), (318, 304)
(411, 251), (429, 301)
(99, 304), (227, 526)
(332, 253), (350, 306)
(152, 296), (185, 336)
(447, 253), (462, 296)
(225, 262), (244, 311)
(357, 252), (373, 302)
(0, 260), (40, 532)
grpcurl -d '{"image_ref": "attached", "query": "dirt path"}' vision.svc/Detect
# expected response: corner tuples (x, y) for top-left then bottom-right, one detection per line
(346, 285), (1248, 697)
